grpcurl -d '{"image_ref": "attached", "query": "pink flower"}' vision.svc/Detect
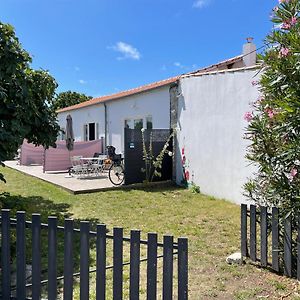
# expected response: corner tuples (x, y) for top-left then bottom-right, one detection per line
(291, 168), (298, 177)
(251, 80), (259, 86)
(185, 170), (190, 181)
(279, 47), (290, 57)
(244, 111), (253, 122)
(273, 6), (279, 11)
(290, 16), (297, 26)
(279, 0), (289, 3)
(265, 108), (276, 119)
(281, 22), (291, 29)
(288, 168), (298, 182)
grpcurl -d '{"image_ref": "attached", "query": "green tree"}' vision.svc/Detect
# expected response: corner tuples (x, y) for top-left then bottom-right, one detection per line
(0, 22), (60, 182)
(53, 91), (92, 110)
(244, 1), (300, 218)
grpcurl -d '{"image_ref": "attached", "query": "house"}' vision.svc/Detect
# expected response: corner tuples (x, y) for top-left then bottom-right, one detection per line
(57, 39), (260, 204)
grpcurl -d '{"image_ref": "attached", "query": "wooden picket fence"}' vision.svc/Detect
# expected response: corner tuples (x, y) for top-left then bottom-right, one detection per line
(0, 209), (188, 299)
(241, 204), (299, 279)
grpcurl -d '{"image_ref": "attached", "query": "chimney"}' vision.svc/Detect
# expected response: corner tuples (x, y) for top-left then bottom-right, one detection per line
(242, 37), (256, 67)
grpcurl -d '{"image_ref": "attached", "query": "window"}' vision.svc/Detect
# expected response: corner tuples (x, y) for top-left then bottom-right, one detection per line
(124, 116), (153, 130)
(89, 123), (95, 140)
(146, 116), (153, 129)
(134, 119), (143, 130)
(59, 128), (66, 141)
(83, 123), (99, 141)
(125, 119), (133, 129)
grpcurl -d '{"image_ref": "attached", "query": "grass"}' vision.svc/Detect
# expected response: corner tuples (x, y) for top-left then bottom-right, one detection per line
(1, 166), (300, 299)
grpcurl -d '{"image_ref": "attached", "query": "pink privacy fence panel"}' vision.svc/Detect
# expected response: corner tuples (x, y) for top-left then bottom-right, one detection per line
(43, 139), (103, 172)
(20, 141), (44, 166)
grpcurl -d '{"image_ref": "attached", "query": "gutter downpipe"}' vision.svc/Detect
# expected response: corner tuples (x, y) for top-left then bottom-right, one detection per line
(104, 102), (108, 152)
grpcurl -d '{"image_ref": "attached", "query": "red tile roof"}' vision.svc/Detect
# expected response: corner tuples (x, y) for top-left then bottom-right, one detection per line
(57, 54), (245, 113)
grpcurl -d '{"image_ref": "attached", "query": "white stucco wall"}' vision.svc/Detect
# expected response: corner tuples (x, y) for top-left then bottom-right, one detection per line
(176, 68), (260, 204)
(57, 104), (105, 141)
(106, 86), (170, 154)
(57, 85), (171, 153)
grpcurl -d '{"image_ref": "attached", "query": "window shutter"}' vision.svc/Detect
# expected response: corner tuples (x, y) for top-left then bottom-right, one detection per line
(83, 124), (88, 141)
(96, 123), (99, 140)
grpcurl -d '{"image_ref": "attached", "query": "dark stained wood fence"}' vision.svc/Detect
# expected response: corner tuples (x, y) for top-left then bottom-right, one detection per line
(124, 128), (173, 185)
(0, 209), (188, 299)
(241, 204), (297, 279)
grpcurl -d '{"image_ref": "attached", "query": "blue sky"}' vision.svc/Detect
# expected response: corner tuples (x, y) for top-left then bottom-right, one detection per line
(1, 0), (275, 97)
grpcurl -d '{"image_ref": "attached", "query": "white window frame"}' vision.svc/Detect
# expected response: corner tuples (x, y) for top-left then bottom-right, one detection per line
(83, 122), (99, 141)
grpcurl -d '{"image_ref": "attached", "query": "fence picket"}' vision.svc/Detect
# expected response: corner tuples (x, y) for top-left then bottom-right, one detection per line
(96, 224), (106, 300)
(272, 207), (279, 272)
(113, 227), (123, 299)
(250, 205), (256, 262)
(130, 230), (141, 299)
(284, 215), (292, 277)
(80, 221), (90, 300)
(64, 219), (74, 300)
(17, 211), (26, 300)
(178, 237), (188, 300)
(48, 216), (57, 300)
(147, 233), (158, 300)
(163, 235), (173, 300)
(260, 206), (268, 267)
(241, 204), (247, 257)
(1, 209), (11, 299)
(32, 214), (41, 300)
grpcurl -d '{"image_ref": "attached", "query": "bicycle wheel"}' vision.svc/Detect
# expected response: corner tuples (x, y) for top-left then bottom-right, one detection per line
(108, 162), (125, 185)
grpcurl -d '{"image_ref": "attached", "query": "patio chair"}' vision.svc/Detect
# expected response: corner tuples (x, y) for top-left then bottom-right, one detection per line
(89, 153), (107, 176)
(70, 156), (88, 178)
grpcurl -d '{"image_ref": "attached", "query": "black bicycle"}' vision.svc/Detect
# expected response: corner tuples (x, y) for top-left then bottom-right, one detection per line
(106, 146), (125, 186)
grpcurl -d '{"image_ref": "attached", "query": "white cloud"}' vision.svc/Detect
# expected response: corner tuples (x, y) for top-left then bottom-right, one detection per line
(174, 62), (184, 68)
(174, 62), (198, 71)
(75, 66), (80, 71)
(193, 0), (210, 8)
(79, 79), (87, 84)
(110, 41), (141, 60)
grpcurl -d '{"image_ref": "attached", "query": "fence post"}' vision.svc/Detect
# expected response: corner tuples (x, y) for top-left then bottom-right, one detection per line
(147, 233), (158, 300)
(48, 216), (57, 300)
(163, 235), (173, 300)
(260, 206), (268, 267)
(113, 227), (123, 299)
(178, 237), (188, 300)
(272, 207), (279, 272)
(96, 224), (106, 300)
(80, 221), (90, 300)
(241, 204), (248, 257)
(284, 215), (292, 277)
(130, 230), (141, 299)
(64, 219), (74, 300)
(1, 209), (11, 299)
(249, 205), (256, 262)
(16, 211), (26, 300)
(32, 213), (41, 300)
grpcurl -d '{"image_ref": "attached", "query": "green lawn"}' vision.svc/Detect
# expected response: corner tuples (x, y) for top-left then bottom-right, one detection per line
(0, 167), (299, 299)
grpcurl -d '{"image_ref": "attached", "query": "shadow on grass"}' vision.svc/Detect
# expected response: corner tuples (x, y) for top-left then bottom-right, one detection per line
(0, 192), (102, 294)
(116, 181), (183, 194)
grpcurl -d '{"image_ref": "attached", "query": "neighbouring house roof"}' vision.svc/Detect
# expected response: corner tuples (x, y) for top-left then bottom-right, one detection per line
(57, 54), (248, 113)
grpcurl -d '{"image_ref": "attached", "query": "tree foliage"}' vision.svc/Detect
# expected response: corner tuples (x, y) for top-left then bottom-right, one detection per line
(52, 91), (92, 110)
(244, 1), (300, 217)
(0, 22), (60, 182)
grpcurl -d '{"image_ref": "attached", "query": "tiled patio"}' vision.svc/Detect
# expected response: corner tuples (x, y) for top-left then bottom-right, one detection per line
(4, 160), (116, 194)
